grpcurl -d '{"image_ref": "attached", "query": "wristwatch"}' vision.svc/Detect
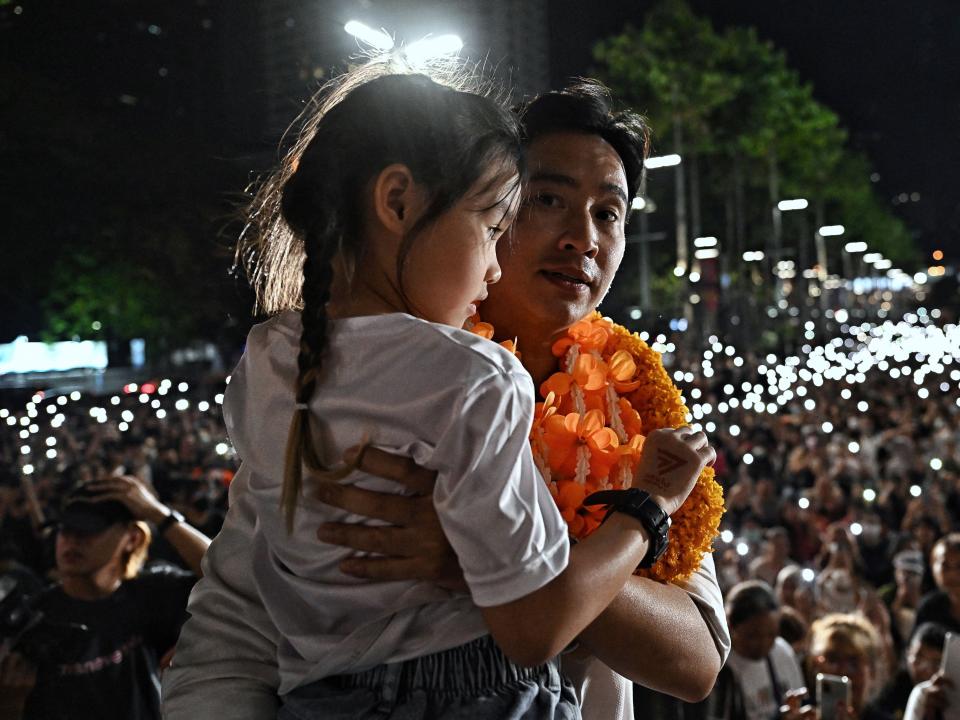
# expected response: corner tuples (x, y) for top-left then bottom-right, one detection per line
(584, 489), (671, 568)
(157, 508), (186, 535)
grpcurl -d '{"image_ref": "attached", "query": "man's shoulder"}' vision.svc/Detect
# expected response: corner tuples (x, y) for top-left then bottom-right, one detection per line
(127, 562), (196, 598)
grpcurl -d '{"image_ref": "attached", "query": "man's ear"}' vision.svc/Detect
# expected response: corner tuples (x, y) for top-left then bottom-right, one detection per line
(372, 164), (426, 235)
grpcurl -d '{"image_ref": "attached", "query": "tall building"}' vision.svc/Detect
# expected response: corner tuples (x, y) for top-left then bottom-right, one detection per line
(256, 0), (550, 143)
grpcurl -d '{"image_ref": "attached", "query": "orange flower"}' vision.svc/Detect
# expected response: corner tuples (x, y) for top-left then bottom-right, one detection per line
(541, 410), (619, 478)
(608, 350), (643, 392)
(479, 311), (724, 583)
(572, 353), (608, 391)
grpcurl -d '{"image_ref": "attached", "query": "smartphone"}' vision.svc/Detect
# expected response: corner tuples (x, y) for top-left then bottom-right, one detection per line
(816, 673), (850, 720)
(940, 632), (960, 714)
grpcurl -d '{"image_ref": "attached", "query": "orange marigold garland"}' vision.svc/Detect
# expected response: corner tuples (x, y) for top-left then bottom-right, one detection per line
(469, 312), (724, 583)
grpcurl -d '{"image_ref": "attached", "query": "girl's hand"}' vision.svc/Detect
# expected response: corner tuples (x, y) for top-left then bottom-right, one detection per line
(779, 688), (815, 720)
(314, 446), (466, 591)
(631, 427), (715, 516)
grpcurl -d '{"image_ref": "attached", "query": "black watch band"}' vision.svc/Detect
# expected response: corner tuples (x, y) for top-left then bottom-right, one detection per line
(584, 489), (671, 568)
(157, 508), (186, 535)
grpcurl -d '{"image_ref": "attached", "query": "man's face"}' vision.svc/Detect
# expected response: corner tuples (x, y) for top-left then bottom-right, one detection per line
(56, 523), (133, 579)
(482, 132), (628, 334)
(907, 640), (942, 684)
(933, 544), (960, 595)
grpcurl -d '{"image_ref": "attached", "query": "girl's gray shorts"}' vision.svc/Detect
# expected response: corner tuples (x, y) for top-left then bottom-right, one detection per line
(278, 634), (581, 719)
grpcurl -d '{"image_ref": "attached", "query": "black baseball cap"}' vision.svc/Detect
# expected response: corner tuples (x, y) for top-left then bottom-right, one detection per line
(59, 483), (134, 534)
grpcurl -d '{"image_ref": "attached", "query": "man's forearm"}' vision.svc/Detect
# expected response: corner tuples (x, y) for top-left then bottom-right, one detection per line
(576, 575), (722, 702)
(158, 517), (211, 577)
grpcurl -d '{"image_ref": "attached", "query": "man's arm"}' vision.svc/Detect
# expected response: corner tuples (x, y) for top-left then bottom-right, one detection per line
(86, 475), (210, 576)
(575, 557), (727, 702)
(315, 447), (728, 699)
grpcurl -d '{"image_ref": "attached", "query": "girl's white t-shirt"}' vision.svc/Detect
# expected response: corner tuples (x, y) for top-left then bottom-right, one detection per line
(226, 311), (569, 694)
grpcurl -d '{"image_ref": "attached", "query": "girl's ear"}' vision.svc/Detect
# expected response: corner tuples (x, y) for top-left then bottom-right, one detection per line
(371, 164), (427, 235)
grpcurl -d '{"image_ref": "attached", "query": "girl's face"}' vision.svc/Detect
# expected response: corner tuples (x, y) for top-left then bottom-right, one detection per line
(403, 168), (520, 328)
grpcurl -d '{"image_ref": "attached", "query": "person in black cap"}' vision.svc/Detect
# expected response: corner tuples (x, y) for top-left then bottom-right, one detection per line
(0, 474), (210, 720)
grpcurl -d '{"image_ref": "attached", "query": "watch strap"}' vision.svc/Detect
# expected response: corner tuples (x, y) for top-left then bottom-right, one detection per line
(584, 488), (671, 568)
(157, 508), (186, 534)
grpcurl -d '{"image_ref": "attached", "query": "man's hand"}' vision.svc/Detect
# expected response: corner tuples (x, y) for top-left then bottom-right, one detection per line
(631, 427), (715, 516)
(314, 447), (466, 591)
(86, 475), (169, 525)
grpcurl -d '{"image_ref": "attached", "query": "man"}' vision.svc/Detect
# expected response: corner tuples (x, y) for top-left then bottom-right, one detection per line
(702, 581), (805, 720)
(162, 80), (729, 718)
(0, 475), (210, 720)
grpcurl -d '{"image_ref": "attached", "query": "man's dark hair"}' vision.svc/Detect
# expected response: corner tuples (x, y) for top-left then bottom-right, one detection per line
(725, 580), (779, 628)
(515, 79), (650, 201)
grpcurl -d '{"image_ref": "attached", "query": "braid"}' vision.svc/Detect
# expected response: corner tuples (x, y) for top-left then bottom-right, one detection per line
(280, 223), (338, 533)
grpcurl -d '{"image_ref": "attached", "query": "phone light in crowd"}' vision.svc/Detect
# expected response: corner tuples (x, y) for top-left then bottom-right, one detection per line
(720, 530), (734, 543)
(818, 225), (845, 236)
(673, 265), (686, 277)
(139, 393), (150, 404)
(156, 409), (167, 419)
(874, 259), (892, 270)
(644, 154), (681, 169)
(57, 396), (67, 405)
(215, 442), (229, 456)
(729, 424), (741, 437)
(142, 382), (157, 394)
(215, 393), (224, 405)
(22, 464), (34, 475)
(863, 488), (877, 502)
(736, 542), (750, 557)
(110, 396), (120, 405)
(801, 568), (816, 582)
(175, 399), (189, 411)
(844, 241), (868, 253)
(798, 497), (811, 510)
(70, 391), (80, 401)
(910, 484), (923, 498)
(343, 20), (394, 50)
(742, 452), (754, 465)
(863, 253), (882, 264)
(118, 422), (129, 432)
(45, 448), (56, 460)
(931, 457), (943, 471)
(45, 436), (55, 447)
(198, 401), (210, 412)
(694, 236), (718, 248)
(778, 198), (808, 211)
(857, 401), (869, 412)
(822, 421), (834, 433)
(850, 522), (863, 536)
(121, 410), (134, 422)
(178, 382), (189, 392)
(742, 250), (765, 262)
(694, 247), (720, 260)
(848, 441), (860, 453)
(630, 196), (646, 212)
(123, 383), (138, 394)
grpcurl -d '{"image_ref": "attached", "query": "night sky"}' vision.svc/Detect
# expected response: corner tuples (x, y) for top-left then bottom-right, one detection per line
(1, 0), (957, 342)
(549, 0), (960, 258)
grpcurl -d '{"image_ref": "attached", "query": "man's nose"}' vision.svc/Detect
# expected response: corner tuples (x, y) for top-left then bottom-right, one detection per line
(558, 210), (599, 258)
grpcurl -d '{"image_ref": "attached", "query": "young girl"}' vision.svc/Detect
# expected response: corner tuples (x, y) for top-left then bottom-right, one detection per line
(221, 59), (712, 718)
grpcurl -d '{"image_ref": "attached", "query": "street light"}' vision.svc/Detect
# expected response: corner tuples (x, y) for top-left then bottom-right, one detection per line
(778, 198), (809, 211)
(404, 34), (464, 63)
(344, 20), (394, 50)
(818, 225), (845, 236)
(344, 21), (463, 63)
(644, 154), (681, 169)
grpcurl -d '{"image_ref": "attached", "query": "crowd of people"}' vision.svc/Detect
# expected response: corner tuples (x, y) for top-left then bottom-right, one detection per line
(0, 307), (956, 718)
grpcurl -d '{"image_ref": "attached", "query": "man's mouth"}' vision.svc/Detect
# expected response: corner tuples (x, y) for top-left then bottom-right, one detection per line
(540, 269), (592, 288)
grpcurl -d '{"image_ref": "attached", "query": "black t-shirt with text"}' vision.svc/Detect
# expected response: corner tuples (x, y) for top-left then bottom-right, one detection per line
(23, 564), (195, 720)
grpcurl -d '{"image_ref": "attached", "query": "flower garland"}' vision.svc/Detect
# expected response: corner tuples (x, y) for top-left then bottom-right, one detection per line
(470, 313), (724, 583)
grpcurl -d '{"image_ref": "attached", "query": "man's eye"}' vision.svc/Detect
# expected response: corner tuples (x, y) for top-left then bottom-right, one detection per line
(596, 209), (619, 223)
(532, 192), (561, 208)
(488, 226), (504, 238)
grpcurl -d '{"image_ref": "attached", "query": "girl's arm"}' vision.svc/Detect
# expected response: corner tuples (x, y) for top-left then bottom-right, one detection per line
(480, 428), (714, 667)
